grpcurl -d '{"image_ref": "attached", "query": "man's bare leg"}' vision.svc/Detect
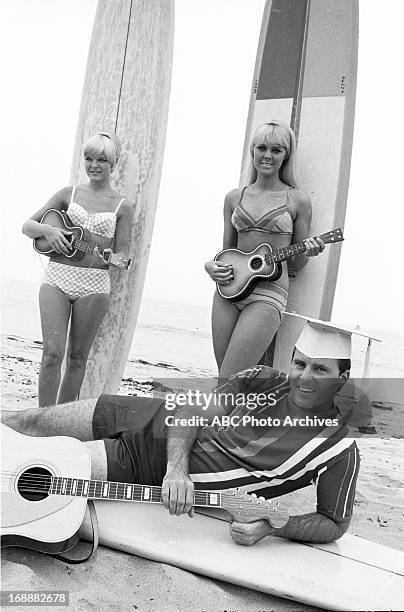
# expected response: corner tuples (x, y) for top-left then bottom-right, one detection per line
(1, 398), (97, 441)
(2, 399), (108, 480)
(86, 440), (108, 479)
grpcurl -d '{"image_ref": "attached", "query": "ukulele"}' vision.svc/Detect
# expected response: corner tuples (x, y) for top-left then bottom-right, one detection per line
(33, 209), (131, 270)
(1, 425), (289, 554)
(214, 228), (344, 301)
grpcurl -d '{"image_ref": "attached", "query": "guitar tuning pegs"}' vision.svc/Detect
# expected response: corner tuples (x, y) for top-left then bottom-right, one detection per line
(251, 493), (257, 498)
(259, 496), (265, 500)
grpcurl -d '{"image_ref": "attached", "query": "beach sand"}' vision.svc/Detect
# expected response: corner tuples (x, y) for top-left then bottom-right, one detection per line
(1, 335), (404, 611)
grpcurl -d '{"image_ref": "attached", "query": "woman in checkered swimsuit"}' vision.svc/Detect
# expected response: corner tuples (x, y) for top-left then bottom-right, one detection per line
(22, 132), (132, 406)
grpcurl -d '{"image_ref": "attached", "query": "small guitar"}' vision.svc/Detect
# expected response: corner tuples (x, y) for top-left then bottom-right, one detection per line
(1, 425), (289, 554)
(33, 209), (131, 270)
(214, 228), (344, 301)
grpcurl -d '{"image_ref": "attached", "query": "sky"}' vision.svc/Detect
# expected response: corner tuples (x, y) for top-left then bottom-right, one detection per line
(1, 0), (404, 333)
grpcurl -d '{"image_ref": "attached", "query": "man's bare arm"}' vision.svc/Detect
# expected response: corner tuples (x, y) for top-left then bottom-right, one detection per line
(161, 410), (199, 517)
(161, 400), (226, 517)
(230, 512), (350, 546)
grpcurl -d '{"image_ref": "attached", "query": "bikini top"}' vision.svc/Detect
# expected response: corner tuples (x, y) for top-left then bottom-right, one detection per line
(66, 185), (125, 239)
(231, 186), (294, 235)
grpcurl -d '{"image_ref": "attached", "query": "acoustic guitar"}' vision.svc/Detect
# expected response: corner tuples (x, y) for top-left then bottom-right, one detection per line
(33, 209), (131, 270)
(214, 228), (344, 301)
(1, 425), (289, 554)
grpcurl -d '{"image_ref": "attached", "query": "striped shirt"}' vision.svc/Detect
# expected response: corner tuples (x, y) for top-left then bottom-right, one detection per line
(189, 367), (360, 523)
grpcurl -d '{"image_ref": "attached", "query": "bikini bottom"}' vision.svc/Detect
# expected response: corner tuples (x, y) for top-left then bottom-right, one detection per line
(42, 261), (110, 301)
(233, 279), (288, 318)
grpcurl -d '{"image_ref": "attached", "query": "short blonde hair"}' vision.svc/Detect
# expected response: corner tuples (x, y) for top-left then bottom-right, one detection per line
(247, 120), (298, 188)
(83, 132), (121, 170)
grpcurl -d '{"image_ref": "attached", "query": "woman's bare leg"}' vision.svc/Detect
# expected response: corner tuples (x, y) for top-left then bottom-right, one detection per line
(212, 291), (240, 371)
(58, 293), (110, 404)
(218, 302), (281, 381)
(38, 284), (71, 407)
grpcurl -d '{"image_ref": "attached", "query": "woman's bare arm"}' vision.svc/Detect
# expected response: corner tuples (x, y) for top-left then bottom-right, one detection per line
(288, 191), (325, 271)
(205, 189), (239, 283)
(22, 186), (73, 254)
(222, 189), (239, 249)
(112, 200), (133, 258)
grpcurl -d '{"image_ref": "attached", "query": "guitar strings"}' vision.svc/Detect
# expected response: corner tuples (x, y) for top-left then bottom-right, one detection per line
(1, 471), (221, 499)
(2, 471), (279, 508)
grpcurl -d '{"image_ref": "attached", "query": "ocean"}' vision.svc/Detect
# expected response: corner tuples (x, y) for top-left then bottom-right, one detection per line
(1, 278), (404, 408)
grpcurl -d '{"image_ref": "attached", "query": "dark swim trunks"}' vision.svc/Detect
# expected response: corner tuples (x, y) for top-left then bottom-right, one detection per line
(92, 395), (168, 484)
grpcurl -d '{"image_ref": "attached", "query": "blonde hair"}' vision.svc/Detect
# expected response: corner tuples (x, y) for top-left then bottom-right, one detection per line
(247, 120), (298, 187)
(83, 132), (121, 170)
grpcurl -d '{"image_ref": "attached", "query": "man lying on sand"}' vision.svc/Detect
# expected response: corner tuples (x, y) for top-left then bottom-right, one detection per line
(2, 320), (365, 546)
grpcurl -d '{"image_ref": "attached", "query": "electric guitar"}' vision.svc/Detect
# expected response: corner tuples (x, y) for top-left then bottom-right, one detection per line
(1, 425), (289, 554)
(33, 209), (131, 270)
(214, 228), (344, 301)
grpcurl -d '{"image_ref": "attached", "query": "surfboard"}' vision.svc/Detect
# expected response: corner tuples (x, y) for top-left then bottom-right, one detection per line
(71, 0), (175, 398)
(80, 503), (404, 611)
(240, 0), (358, 371)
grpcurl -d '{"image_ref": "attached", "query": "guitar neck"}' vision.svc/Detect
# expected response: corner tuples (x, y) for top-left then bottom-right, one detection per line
(50, 477), (222, 509)
(265, 230), (342, 265)
(71, 238), (97, 255)
(266, 241), (306, 264)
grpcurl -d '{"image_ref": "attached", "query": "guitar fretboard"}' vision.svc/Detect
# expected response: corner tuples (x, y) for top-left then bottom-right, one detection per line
(264, 230), (341, 265)
(71, 239), (97, 255)
(50, 477), (222, 508)
(265, 241), (306, 264)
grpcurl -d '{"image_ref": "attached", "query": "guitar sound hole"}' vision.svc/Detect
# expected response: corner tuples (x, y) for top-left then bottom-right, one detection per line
(250, 256), (263, 271)
(17, 467), (52, 501)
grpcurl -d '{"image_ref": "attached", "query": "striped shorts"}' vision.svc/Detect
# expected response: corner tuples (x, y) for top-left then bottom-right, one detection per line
(233, 280), (288, 318)
(42, 261), (110, 301)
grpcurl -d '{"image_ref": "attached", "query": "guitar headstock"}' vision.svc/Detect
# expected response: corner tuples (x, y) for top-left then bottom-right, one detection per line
(221, 489), (289, 528)
(318, 228), (344, 245)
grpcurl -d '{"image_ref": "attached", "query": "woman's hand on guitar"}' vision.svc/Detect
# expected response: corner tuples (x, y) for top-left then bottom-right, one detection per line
(230, 366), (262, 382)
(93, 247), (110, 266)
(303, 237), (326, 257)
(42, 224), (72, 254)
(204, 260), (233, 284)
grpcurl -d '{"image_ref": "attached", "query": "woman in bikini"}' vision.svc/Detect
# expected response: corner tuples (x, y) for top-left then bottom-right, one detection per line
(22, 132), (132, 406)
(205, 120), (325, 381)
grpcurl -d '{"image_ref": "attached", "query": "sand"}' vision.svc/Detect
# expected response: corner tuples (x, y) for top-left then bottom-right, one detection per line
(1, 336), (404, 611)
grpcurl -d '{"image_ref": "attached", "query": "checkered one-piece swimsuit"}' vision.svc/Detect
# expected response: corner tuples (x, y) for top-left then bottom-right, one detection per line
(42, 186), (125, 301)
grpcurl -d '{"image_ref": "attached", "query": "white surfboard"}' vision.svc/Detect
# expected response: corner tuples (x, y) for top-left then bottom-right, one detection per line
(80, 503), (404, 611)
(240, 0), (358, 371)
(71, 0), (175, 398)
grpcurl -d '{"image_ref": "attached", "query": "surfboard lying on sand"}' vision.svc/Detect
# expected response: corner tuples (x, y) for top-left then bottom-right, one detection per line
(80, 503), (404, 611)
(240, 0), (359, 371)
(70, 0), (175, 398)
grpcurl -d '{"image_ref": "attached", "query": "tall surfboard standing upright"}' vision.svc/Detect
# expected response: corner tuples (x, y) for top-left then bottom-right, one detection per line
(241, 0), (358, 371)
(70, 0), (175, 397)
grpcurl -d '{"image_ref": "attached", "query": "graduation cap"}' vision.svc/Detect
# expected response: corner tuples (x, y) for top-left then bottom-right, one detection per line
(284, 312), (381, 361)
